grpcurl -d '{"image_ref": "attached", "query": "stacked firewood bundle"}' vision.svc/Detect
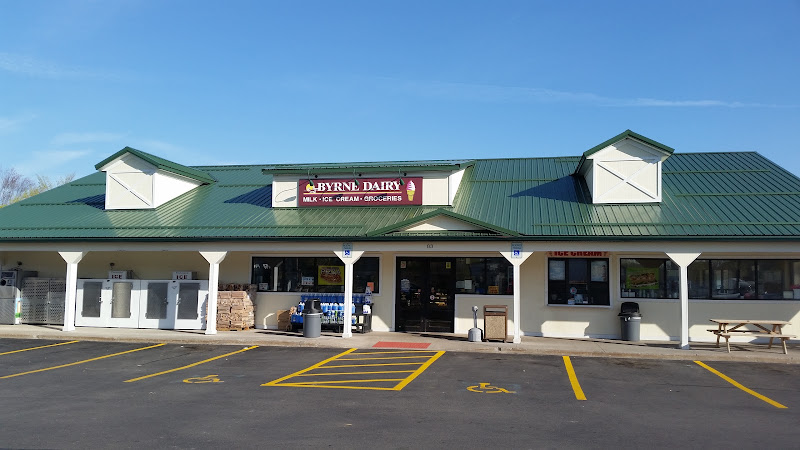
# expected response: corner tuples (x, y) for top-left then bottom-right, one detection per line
(215, 286), (256, 331)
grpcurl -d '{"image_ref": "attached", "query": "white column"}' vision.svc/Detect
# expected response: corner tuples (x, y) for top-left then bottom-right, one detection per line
(500, 248), (534, 344)
(58, 251), (87, 332)
(334, 248), (364, 339)
(666, 252), (701, 349)
(200, 251), (228, 335)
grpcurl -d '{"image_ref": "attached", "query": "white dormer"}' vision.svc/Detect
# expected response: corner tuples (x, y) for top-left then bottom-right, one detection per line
(95, 147), (214, 210)
(575, 130), (673, 204)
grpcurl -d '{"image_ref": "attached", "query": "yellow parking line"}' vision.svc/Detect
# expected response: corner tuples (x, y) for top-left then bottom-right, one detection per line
(124, 345), (259, 383)
(262, 348), (357, 386)
(336, 355), (434, 361)
(0, 344), (165, 380)
(337, 354), (435, 361)
(349, 350), (440, 355)
(392, 350), (445, 391)
(0, 340), (79, 356)
(294, 370), (415, 377)
(279, 382), (401, 391)
(694, 361), (787, 409)
(288, 378), (405, 385)
(321, 362), (427, 369)
(563, 356), (587, 400)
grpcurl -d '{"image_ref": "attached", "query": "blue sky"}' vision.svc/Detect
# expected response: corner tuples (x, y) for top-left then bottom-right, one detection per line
(1, 0), (799, 180)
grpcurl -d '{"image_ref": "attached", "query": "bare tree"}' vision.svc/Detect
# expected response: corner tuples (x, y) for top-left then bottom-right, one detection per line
(0, 166), (34, 207)
(1, 168), (75, 207)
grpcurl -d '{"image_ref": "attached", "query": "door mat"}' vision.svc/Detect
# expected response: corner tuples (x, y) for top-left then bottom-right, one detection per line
(372, 341), (431, 349)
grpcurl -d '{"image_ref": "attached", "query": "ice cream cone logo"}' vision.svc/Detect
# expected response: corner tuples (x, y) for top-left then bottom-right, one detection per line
(406, 180), (416, 201)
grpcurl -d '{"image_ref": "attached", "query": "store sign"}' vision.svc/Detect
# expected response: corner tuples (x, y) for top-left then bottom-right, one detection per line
(298, 177), (423, 207)
(547, 251), (609, 258)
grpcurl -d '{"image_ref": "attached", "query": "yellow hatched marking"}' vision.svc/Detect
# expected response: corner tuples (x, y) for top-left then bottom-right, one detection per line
(336, 355), (434, 361)
(124, 346), (258, 383)
(392, 350), (445, 391)
(288, 378), (405, 385)
(294, 370), (415, 377)
(348, 350), (440, 355)
(262, 348), (357, 386)
(562, 356), (587, 401)
(279, 383), (399, 391)
(694, 361), (787, 409)
(0, 340), (79, 356)
(320, 362), (426, 369)
(0, 344), (165, 380)
(264, 348), (444, 390)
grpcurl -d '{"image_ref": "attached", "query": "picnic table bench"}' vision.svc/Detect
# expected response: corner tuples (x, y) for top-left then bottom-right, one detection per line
(709, 319), (794, 354)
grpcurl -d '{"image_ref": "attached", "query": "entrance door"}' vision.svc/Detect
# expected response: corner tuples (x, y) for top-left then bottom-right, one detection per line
(396, 258), (455, 332)
(75, 279), (140, 328)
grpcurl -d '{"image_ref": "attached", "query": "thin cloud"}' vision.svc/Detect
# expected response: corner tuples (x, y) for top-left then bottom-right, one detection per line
(0, 113), (37, 133)
(51, 132), (126, 146)
(382, 78), (795, 109)
(15, 150), (92, 177)
(0, 52), (120, 80)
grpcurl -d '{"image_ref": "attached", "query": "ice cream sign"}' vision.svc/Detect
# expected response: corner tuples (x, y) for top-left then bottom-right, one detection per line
(299, 177), (423, 207)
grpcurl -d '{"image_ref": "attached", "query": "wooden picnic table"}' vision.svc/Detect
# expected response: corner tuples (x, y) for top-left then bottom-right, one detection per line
(709, 319), (794, 354)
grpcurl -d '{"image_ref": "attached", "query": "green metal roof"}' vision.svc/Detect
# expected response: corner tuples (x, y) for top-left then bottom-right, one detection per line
(95, 147), (216, 184)
(1, 146), (799, 242)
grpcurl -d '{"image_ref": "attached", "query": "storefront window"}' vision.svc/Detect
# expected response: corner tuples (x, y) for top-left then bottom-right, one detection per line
(251, 257), (379, 294)
(548, 258), (609, 305)
(454, 257), (513, 295)
(620, 259), (679, 298)
(688, 259), (800, 300)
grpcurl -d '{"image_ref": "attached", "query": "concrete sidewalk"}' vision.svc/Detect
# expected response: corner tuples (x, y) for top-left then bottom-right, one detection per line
(1, 324), (797, 364)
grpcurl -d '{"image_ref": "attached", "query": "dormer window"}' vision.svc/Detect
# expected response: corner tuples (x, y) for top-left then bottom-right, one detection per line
(95, 147), (214, 210)
(574, 130), (673, 204)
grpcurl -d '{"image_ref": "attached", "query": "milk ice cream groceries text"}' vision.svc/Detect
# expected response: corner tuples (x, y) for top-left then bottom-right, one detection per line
(303, 179), (410, 203)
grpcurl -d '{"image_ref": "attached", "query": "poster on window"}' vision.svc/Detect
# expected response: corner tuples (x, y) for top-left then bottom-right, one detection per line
(318, 265), (344, 285)
(626, 267), (659, 289)
(549, 260), (566, 280)
(591, 260), (608, 282)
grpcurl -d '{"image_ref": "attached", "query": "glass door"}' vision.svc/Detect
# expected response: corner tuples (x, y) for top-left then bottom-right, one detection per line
(138, 280), (208, 329)
(75, 279), (140, 328)
(396, 258), (455, 332)
(138, 281), (170, 329)
(106, 280), (140, 328)
(76, 280), (105, 327)
(172, 281), (207, 330)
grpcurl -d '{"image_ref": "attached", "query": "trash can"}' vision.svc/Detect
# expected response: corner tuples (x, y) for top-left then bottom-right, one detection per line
(483, 305), (508, 342)
(303, 298), (322, 338)
(618, 302), (641, 341)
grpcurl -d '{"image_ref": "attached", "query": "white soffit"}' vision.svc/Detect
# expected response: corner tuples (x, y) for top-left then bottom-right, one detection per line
(403, 215), (484, 232)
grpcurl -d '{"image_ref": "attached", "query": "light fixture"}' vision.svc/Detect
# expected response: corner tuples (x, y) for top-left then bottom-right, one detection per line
(398, 170), (406, 186)
(307, 170), (316, 187)
(353, 170), (360, 187)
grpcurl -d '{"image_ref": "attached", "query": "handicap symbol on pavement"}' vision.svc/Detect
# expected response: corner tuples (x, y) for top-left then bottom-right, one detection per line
(183, 374), (223, 384)
(467, 382), (516, 394)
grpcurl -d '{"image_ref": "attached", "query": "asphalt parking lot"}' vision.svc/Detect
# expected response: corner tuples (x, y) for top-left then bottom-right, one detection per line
(1, 338), (798, 449)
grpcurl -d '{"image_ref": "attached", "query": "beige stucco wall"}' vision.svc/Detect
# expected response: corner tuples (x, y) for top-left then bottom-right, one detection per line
(454, 294), (514, 335)
(2, 247), (800, 342)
